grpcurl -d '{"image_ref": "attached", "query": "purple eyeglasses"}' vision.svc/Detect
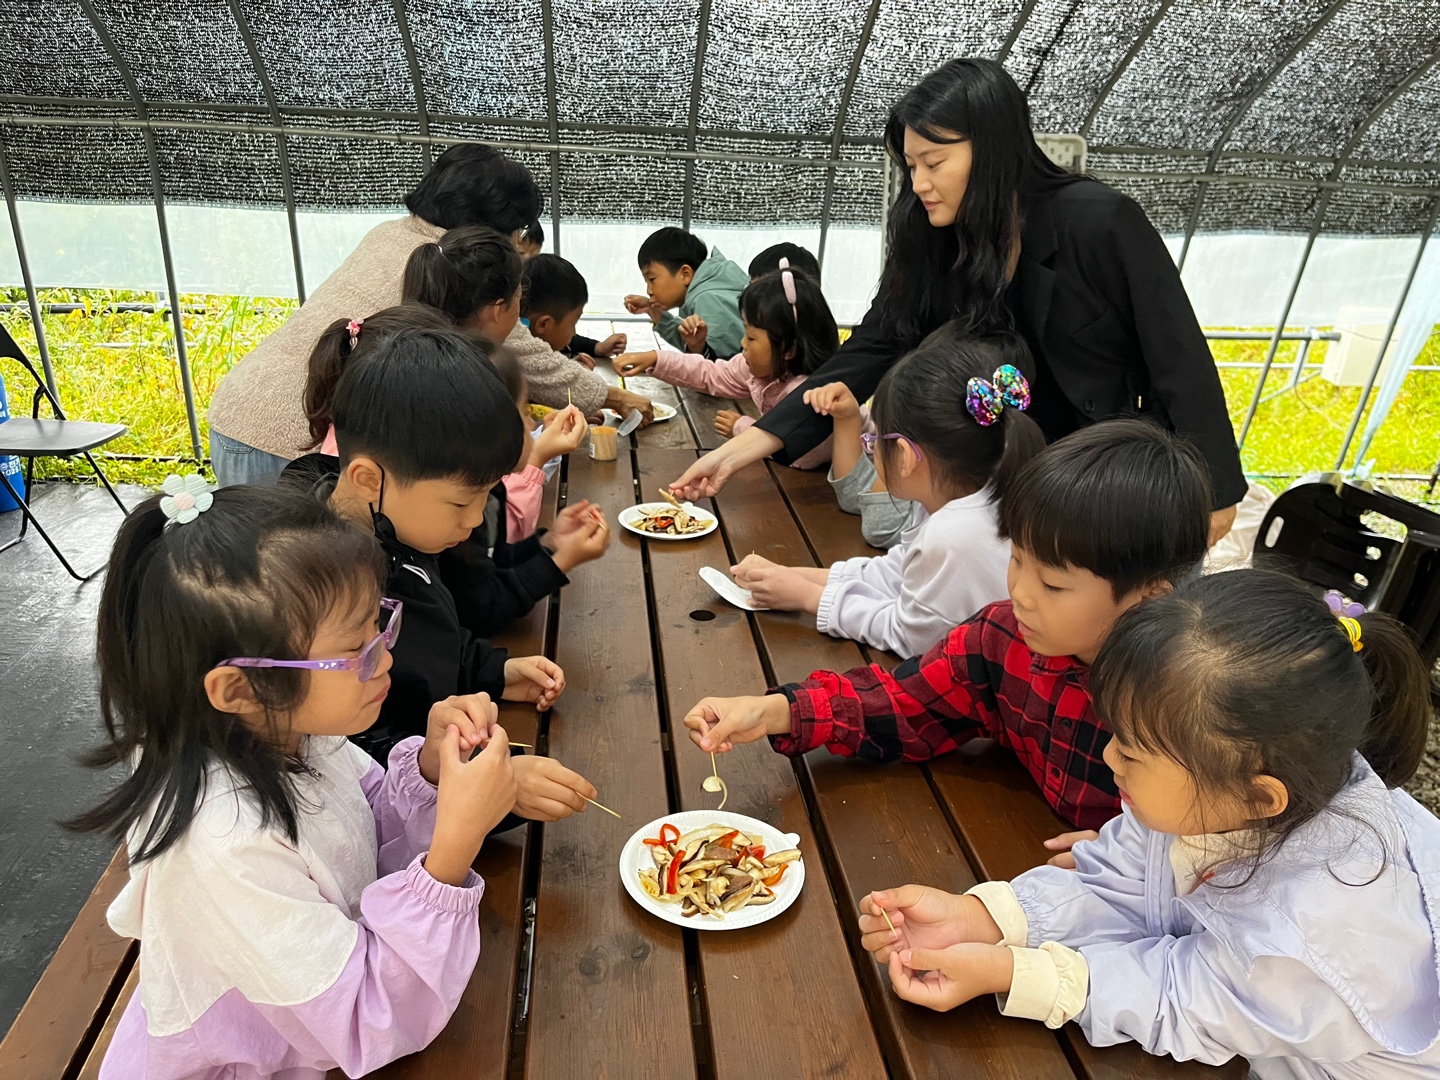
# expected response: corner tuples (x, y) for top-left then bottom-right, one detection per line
(217, 598), (403, 683)
(859, 432), (924, 461)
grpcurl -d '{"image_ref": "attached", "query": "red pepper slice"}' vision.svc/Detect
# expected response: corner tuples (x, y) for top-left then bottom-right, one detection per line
(715, 829), (740, 847)
(659, 823), (680, 846)
(763, 865), (788, 887)
(642, 837), (668, 848)
(750, 847), (766, 861)
(665, 853), (682, 894)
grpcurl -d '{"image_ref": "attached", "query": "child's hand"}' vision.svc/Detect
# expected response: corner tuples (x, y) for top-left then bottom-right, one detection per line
(859, 887), (1003, 964)
(426, 725), (517, 885)
(679, 315), (708, 353)
(887, 943), (1015, 1013)
(803, 381), (861, 421)
(614, 351), (658, 377)
(531, 405), (589, 466)
(419, 693), (500, 785)
(512, 755), (599, 821)
(730, 554), (824, 613)
(714, 409), (741, 439)
(624, 294), (663, 322)
(595, 333), (627, 357)
(573, 353), (597, 370)
(605, 387), (655, 425)
(503, 656), (566, 711)
(682, 694), (792, 752)
(1042, 829), (1100, 869)
(549, 506), (610, 572)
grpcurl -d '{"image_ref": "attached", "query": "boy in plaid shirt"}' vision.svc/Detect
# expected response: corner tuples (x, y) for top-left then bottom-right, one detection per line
(683, 419), (1212, 837)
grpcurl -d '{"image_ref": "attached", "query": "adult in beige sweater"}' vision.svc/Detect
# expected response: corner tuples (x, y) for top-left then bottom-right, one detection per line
(206, 146), (541, 486)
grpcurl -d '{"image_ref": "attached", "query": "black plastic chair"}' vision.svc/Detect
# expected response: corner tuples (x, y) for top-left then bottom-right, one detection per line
(0, 323), (129, 580)
(1255, 472), (1440, 666)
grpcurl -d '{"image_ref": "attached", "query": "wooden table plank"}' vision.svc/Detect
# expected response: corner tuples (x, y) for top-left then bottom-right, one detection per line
(0, 847), (136, 1080)
(766, 461), (881, 566)
(525, 452), (695, 1080)
(672, 387), (742, 453)
(636, 449), (888, 1080)
(75, 966), (137, 1080)
(708, 461), (1079, 1080)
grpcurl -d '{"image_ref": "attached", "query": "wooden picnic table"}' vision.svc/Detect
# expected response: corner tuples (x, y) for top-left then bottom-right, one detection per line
(0, 370), (1243, 1080)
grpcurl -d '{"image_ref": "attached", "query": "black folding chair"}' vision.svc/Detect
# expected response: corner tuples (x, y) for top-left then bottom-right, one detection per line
(0, 323), (130, 580)
(1255, 472), (1440, 667)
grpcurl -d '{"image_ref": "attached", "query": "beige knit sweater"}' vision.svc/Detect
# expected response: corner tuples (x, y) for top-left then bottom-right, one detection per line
(207, 215), (444, 458)
(504, 323), (611, 415)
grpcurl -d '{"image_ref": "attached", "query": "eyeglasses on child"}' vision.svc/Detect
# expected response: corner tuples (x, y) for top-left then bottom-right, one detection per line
(216, 598), (402, 683)
(859, 432), (924, 461)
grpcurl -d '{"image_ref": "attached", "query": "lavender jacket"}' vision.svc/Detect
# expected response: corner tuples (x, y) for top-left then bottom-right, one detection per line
(99, 736), (483, 1079)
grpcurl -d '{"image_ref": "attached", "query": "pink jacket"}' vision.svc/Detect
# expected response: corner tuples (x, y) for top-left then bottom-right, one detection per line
(651, 350), (831, 469)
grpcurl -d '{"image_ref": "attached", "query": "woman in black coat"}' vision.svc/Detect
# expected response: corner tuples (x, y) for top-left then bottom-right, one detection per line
(671, 59), (1245, 540)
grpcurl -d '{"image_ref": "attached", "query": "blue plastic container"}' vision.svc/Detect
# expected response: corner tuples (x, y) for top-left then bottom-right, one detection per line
(0, 371), (27, 513)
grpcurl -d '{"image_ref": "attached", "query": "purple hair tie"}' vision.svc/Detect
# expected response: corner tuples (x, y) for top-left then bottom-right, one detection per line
(1324, 590), (1366, 618)
(965, 364), (1030, 427)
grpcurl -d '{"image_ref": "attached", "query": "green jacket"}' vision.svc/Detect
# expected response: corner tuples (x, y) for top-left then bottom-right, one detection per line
(654, 246), (750, 357)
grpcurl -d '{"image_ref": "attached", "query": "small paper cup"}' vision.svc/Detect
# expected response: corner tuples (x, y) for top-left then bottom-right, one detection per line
(589, 425), (618, 461)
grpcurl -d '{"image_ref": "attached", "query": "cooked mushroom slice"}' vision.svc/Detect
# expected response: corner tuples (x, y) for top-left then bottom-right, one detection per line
(677, 825), (731, 848)
(762, 848), (801, 867)
(746, 891), (777, 907)
(651, 846), (671, 869)
(720, 879), (758, 913)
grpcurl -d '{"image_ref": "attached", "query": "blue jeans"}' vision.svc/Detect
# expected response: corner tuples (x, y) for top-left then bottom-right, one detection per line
(210, 430), (291, 488)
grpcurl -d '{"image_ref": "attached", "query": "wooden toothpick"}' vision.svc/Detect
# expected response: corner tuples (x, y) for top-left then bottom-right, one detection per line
(580, 793), (622, 819)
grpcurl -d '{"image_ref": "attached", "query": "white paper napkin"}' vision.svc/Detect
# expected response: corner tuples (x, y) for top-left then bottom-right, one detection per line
(699, 566), (767, 611)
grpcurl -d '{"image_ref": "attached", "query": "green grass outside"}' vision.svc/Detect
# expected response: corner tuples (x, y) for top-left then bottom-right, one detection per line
(2, 287), (1438, 506)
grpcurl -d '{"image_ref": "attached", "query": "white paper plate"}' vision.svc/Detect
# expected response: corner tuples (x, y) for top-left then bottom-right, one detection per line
(618, 502), (718, 540)
(699, 566), (767, 610)
(650, 402), (678, 423)
(619, 810), (805, 931)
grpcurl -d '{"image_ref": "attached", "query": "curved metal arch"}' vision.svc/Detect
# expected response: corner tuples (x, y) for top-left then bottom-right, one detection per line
(680, 0), (713, 231)
(996, 0), (1041, 66)
(817, 0), (885, 270)
(74, 0), (203, 461)
(1078, 0), (1177, 139)
(1234, 44), (1440, 451)
(1176, 0), (1348, 271)
(392, 0), (433, 173)
(225, 0), (307, 303)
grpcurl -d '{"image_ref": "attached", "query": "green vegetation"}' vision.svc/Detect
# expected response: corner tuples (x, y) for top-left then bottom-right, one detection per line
(2, 288), (1437, 506)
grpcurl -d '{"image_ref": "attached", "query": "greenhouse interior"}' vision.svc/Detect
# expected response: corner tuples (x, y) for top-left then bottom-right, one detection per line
(2, 0), (1440, 1076)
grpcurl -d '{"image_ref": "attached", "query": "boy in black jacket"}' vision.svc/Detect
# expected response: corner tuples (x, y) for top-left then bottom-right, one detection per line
(282, 326), (600, 822)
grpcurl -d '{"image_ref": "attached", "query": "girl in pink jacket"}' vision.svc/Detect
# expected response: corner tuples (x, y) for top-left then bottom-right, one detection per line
(615, 262), (840, 468)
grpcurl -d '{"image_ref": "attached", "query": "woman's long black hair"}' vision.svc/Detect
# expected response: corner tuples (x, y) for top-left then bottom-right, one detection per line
(876, 57), (1084, 347)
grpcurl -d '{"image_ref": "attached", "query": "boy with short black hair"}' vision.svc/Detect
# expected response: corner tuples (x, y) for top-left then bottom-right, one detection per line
(522, 253), (589, 354)
(748, 242), (821, 282)
(279, 327), (601, 824)
(682, 419), (1213, 832)
(625, 226), (749, 358)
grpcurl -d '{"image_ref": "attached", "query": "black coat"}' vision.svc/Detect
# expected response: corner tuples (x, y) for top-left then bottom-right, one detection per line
(758, 180), (1247, 509)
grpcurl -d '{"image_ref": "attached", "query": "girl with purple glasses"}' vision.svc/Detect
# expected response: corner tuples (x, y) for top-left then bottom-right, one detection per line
(70, 482), (517, 1079)
(730, 324), (1043, 658)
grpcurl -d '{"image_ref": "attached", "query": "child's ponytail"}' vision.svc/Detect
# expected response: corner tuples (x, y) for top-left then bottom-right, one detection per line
(738, 267), (839, 379)
(402, 224), (523, 324)
(1352, 612), (1432, 787)
(302, 304), (454, 450)
(870, 322), (1043, 503)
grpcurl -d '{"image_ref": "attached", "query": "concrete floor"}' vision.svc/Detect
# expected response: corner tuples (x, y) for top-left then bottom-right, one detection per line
(0, 481), (142, 1036)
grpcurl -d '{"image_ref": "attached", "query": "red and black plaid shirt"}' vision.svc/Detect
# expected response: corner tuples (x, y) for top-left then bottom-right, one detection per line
(773, 600), (1120, 830)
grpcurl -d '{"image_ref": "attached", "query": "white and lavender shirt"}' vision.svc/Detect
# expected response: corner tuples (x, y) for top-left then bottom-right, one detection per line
(969, 757), (1440, 1078)
(815, 488), (1010, 657)
(100, 736), (484, 1080)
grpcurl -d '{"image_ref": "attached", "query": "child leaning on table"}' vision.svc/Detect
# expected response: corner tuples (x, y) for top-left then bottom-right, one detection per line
(730, 325), (1042, 658)
(624, 226), (750, 359)
(858, 569), (1440, 1079)
(614, 260), (839, 460)
(73, 483), (519, 1080)
(683, 419), (1212, 833)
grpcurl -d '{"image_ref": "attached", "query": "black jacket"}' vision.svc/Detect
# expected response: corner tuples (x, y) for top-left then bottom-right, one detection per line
(281, 454), (509, 762)
(758, 181), (1247, 509)
(439, 482), (568, 639)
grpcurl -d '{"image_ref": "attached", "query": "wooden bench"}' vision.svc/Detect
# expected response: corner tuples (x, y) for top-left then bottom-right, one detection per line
(1, 376), (1241, 1078)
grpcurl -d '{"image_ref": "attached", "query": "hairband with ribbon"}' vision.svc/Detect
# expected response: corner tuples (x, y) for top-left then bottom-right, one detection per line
(778, 256), (798, 325)
(965, 364), (1031, 427)
(1324, 590), (1365, 652)
(347, 318), (364, 351)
